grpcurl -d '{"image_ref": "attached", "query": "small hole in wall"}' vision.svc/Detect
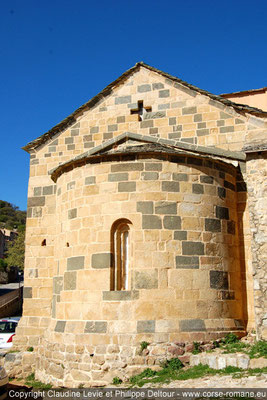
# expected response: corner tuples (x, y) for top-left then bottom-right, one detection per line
(66, 242), (70, 247)
(41, 239), (46, 246)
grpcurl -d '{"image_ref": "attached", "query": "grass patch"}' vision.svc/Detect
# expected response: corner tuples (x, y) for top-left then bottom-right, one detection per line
(126, 359), (267, 387)
(220, 340), (267, 359)
(25, 373), (52, 389)
(247, 341), (267, 359)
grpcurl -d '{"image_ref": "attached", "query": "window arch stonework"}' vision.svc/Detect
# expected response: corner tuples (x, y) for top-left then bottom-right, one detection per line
(110, 219), (132, 291)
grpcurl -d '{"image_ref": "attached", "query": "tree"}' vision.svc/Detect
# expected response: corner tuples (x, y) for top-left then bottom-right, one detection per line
(5, 230), (25, 270)
(0, 200), (26, 230)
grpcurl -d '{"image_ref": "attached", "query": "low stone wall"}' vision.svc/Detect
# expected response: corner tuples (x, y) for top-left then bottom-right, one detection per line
(5, 336), (248, 387)
(4, 351), (35, 378)
(190, 352), (267, 369)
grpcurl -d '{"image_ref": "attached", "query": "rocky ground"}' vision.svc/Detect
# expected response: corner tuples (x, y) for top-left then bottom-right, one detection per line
(160, 374), (267, 388)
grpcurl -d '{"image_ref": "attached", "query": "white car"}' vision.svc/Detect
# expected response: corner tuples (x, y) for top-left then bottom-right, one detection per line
(0, 318), (20, 349)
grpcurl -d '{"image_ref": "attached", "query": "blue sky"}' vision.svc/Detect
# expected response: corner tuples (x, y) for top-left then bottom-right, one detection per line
(1, 0), (267, 210)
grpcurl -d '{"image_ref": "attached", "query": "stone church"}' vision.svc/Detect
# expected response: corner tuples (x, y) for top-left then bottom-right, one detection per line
(13, 63), (266, 386)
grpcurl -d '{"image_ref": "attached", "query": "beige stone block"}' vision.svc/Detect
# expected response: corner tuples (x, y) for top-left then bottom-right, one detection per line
(182, 217), (201, 230)
(183, 123), (196, 131)
(152, 251), (173, 268)
(158, 269), (168, 289)
(183, 289), (200, 300)
(110, 193), (129, 202)
(38, 287), (53, 298)
(202, 111), (219, 121)
(83, 185), (99, 196)
(139, 288), (175, 301)
(144, 230), (160, 242)
(144, 192), (166, 201)
(177, 115), (193, 124)
(169, 270), (193, 290)
(187, 231), (202, 241)
(108, 321), (135, 334)
(65, 304), (82, 320)
(134, 301), (157, 319)
(77, 270), (109, 291)
(167, 109), (182, 117)
(134, 251), (153, 268)
(192, 270), (209, 290)
(137, 181), (161, 192)
(36, 165), (48, 176)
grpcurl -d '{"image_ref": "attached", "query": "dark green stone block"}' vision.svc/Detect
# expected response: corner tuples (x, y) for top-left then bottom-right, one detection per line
(67, 256), (85, 271)
(137, 201), (154, 214)
(91, 253), (111, 269)
(118, 182), (136, 192)
(68, 208), (77, 219)
(141, 172), (158, 180)
(176, 256), (199, 269)
(155, 201), (177, 215)
(205, 218), (221, 232)
(28, 197), (45, 207)
(137, 320), (155, 333)
(174, 231), (187, 240)
(216, 206), (229, 220)
(182, 241), (204, 255)
(142, 215), (162, 229)
(115, 96), (131, 104)
(64, 271), (77, 290)
(108, 173), (129, 182)
(138, 84), (151, 92)
(210, 270), (229, 290)
(182, 106), (197, 115)
(159, 89), (170, 98)
(162, 181), (180, 192)
(24, 287), (32, 298)
(85, 321), (107, 333)
(55, 321), (66, 333)
(180, 319), (206, 332)
(163, 216), (181, 230)
(200, 176), (214, 184)
(192, 184), (204, 194)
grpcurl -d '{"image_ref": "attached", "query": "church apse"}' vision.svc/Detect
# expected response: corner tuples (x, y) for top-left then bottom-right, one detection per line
(32, 145), (245, 386)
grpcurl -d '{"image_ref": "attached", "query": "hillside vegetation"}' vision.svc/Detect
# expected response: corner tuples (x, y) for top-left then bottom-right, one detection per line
(0, 200), (26, 270)
(0, 200), (26, 231)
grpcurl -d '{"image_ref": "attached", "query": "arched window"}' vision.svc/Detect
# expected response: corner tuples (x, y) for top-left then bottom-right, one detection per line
(111, 219), (132, 291)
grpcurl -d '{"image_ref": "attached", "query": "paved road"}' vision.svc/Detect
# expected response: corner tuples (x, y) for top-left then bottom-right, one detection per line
(0, 281), (24, 297)
(0, 282), (24, 291)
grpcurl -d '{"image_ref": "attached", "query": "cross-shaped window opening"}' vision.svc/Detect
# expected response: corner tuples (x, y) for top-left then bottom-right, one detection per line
(130, 100), (152, 121)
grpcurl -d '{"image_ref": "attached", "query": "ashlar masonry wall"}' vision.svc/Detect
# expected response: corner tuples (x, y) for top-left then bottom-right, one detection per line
(245, 152), (267, 340)
(13, 64), (267, 385)
(28, 151), (246, 387)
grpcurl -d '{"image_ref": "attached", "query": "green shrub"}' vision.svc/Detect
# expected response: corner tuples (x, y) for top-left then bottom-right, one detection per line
(161, 358), (183, 371)
(112, 377), (122, 385)
(192, 341), (201, 354)
(140, 341), (149, 352)
(222, 333), (239, 344)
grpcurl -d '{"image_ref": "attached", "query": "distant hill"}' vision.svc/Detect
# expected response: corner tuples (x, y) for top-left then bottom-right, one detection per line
(0, 200), (26, 231)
